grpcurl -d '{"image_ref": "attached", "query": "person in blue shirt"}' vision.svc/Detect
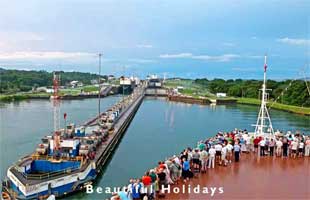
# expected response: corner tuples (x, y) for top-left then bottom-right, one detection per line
(182, 158), (191, 182)
(131, 179), (142, 200)
(117, 189), (129, 200)
(234, 143), (241, 162)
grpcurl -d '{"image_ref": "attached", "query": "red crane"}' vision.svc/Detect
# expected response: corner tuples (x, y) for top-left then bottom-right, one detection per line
(51, 72), (61, 155)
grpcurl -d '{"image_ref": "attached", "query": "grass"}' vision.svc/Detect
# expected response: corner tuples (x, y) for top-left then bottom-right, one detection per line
(164, 79), (214, 98)
(237, 98), (310, 116)
(0, 92), (50, 102)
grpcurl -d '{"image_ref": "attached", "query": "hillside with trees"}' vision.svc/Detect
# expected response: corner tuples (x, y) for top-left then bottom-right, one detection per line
(0, 68), (107, 94)
(194, 78), (310, 107)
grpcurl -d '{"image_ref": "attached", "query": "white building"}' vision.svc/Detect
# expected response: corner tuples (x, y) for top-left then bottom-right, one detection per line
(216, 93), (227, 98)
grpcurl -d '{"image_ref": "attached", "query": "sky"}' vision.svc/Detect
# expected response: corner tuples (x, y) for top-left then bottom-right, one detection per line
(0, 0), (309, 79)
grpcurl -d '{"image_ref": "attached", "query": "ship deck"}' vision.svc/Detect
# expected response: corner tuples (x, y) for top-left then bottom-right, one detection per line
(164, 153), (309, 199)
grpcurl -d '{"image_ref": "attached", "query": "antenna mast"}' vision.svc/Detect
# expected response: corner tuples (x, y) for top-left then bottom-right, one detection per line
(52, 71), (61, 155)
(253, 55), (274, 138)
(98, 53), (102, 122)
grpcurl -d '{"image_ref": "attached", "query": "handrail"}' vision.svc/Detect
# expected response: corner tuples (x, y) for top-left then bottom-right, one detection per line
(18, 165), (80, 180)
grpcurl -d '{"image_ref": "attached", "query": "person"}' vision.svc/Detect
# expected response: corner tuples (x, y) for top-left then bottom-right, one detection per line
(127, 179), (134, 200)
(276, 139), (283, 157)
(192, 149), (200, 172)
(220, 144), (228, 166)
(269, 138), (275, 156)
(169, 160), (180, 183)
(298, 140), (304, 157)
(291, 139), (298, 159)
(208, 146), (216, 168)
(259, 138), (266, 156)
(142, 172), (152, 197)
(282, 137), (289, 157)
(117, 189), (129, 200)
(240, 137), (247, 153)
(181, 158), (191, 182)
(200, 148), (208, 172)
(214, 143), (222, 164)
(157, 168), (166, 195)
(198, 141), (206, 151)
(131, 179), (142, 200)
(148, 169), (157, 199)
(305, 137), (310, 156)
(226, 142), (233, 163)
(245, 136), (251, 153)
(265, 138), (270, 155)
(233, 142), (241, 162)
(253, 137), (260, 153)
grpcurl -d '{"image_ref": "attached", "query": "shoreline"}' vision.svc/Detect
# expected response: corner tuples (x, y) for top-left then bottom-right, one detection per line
(1, 93), (309, 116)
(167, 94), (310, 116)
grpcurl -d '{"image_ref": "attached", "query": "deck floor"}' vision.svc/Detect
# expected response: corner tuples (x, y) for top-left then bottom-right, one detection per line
(163, 153), (309, 200)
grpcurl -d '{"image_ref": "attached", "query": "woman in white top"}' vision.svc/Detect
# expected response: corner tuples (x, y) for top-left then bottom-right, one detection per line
(298, 141), (304, 157)
(291, 139), (298, 158)
(276, 139), (283, 157)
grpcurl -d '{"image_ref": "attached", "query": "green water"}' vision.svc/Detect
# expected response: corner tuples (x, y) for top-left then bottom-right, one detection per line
(0, 97), (309, 199)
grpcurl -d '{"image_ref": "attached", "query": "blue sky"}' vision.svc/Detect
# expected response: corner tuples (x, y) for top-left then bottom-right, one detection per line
(0, 0), (309, 79)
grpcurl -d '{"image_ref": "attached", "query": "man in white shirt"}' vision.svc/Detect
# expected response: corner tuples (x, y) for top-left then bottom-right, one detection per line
(220, 145), (228, 166)
(214, 143), (222, 164)
(298, 141), (304, 157)
(305, 137), (310, 157)
(259, 139), (266, 156)
(291, 139), (298, 158)
(226, 142), (233, 163)
(208, 146), (216, 169)
(276, 139), (283, 157)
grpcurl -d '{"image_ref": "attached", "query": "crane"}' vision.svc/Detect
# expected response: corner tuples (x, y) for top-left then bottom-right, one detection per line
(51, 71), (61, 156)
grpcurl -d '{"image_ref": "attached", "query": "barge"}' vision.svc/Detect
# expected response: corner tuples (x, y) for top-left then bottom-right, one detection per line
(1, 85), (145, 200)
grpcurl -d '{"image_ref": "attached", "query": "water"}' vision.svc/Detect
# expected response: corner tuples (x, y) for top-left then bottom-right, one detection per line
(0, 97), (309, 199)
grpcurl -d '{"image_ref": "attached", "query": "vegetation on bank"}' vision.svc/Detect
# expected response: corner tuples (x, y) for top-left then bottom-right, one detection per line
(0, 93), (50, 102)
(194, 78), (309, 107)
(165, 78), (310, 107)
(0, 68), (108, 94)
(164, 78), (310, 115)
(236, 98), (310, 115)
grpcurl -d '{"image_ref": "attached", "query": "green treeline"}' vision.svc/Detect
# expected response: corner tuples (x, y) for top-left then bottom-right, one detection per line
(194, 78), (310, 107)
(0, 68), (106, 94)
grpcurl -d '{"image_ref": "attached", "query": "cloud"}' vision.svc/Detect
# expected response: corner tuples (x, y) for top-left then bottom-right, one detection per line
(276, 37), (310, 46)
(246, 55), (264, 59)
(136, 44), (153, 48)
(0, 51), (95, 60)
(192, 54), (240, 62)
(159, 53), (193, 58)
(128, 58), (156, 63)
(159, 53), (239, 62)
(251, 36), (258, 40)
(232, 67), (258, 72)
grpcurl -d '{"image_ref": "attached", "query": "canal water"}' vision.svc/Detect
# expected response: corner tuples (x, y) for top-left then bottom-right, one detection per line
(0, 96), (309, 199)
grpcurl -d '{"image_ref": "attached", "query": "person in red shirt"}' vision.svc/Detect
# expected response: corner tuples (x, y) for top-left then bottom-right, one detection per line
(253, 137), (260, 153)
(142, 171), (152, 198)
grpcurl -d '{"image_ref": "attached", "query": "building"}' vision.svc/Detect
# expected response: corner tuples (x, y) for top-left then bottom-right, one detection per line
(216, 93), (227, 98)
(70, 81), (83, 88)
(36, 87), (54, 93)
(147, 75), (163, 88)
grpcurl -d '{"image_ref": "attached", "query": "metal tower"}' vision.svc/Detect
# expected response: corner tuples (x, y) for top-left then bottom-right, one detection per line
(98, 53), (102, 123)
(51, 71), (61, 153)
(253, 55), (274, 138)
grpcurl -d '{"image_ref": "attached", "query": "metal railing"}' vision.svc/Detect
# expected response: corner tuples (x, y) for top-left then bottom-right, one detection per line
(17, 165), (81, 180)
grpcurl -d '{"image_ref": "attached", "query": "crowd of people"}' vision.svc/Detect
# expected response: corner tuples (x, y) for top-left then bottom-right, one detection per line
(111, 130), (310, 200)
